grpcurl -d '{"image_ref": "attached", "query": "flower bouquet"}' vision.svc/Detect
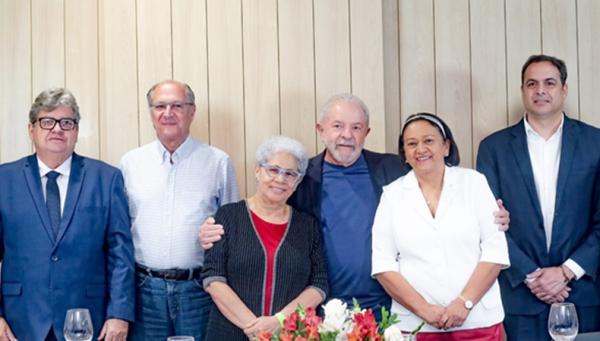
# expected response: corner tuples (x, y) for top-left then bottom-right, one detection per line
(257, 299), (423, 341)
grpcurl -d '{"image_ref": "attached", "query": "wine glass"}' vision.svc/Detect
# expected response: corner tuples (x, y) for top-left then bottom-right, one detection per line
(548, 302), (579, 341)
(63, 308), (94, 341)
(167, 337), (195, 341)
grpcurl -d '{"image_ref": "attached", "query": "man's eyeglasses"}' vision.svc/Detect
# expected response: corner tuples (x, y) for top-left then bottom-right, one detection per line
(260, 163), (303, 183)
(150, 102), (194, 113)
(35, 117), (79, 131)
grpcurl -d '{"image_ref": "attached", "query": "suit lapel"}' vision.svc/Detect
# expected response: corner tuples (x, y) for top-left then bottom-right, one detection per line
(22, 154), (56, 242)
(510, 122), (544, 223)
(554, 116), (578, 215)
(55, 153), (86, 244)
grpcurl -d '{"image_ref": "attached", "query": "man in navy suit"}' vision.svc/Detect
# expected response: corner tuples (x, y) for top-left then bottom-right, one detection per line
(477, 55), (600, 340)
(0, 88), (135, 340)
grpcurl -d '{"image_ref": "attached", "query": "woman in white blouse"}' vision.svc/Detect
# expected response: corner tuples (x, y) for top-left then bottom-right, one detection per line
(371, 113), (509, 341)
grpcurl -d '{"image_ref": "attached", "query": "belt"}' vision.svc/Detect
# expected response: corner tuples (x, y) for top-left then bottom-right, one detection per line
(135, 264), (202, 281)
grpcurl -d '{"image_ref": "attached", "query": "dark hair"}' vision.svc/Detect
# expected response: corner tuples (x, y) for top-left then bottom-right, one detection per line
(398, 112), (460, 168)
(521, 54), (567, 86)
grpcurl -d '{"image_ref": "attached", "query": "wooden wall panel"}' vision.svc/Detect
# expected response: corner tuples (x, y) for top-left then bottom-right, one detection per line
(206, 0), (246, 195)
(505, 0), (541, 124)
(399, 0), (436, 124)
(314, 0), (351, 112)
(434, 0), (472, 166)
(2, 0), (600, 183)
(577, 0), (600, 127)
(172, 0), (210, 143)
(278, 0), (317, 155)
(65, 0), (99, 158)
(350, 0), (386, 152)
(99, 0), (139, 165)
(382, 0), (401, 152)
(0, 0), (31, 162)
(470, 0), (507, 158)
(242, 0), (280, 195)
(31, 0), (65, 94)
(137, 0), (173, 145)
(541, 0), (579, 118)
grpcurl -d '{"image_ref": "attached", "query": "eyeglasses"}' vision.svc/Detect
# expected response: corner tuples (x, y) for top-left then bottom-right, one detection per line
(35, 117), (79, 131)
(150, 102), (194, 113)
(260, 163), (303, 183)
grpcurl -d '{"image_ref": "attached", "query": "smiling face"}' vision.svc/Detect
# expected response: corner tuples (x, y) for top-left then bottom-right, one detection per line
(149, 81), (195, 152)
(28, 105), (79, 165)
(521, 61), (568, 121)
(401, 119), (449, 176)
(255, 151), (301, 205)
(317, 100), (370, 167)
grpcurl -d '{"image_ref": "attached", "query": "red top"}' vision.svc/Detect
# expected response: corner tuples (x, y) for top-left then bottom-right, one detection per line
(250, 210), (287, 316)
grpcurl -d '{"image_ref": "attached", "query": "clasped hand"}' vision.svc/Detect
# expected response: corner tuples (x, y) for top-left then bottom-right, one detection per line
(421, 298), (469, 330)
(526, 267), (571, 304)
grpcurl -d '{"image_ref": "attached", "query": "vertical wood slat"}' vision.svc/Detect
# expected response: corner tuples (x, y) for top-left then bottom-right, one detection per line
(206, 0), (246, 195)
(434, 0), (472, 166)
(0, 0), (32, 162)
(505, 0), (542, 124)
(382, 0), (400, 152)
(65, 0), (99, 158)
(278, 0), (317, 155)
(470, 0), (507, 158)
(541, 0), (579, 118)
(242, 0), (280, 195)
(31, 0), (65, 94)
(314, 0), (351, 112)
(137, 0), (173, 145)
(399, 0), (436, 124)
(577, 0), (600, 127)
(98, 0), (139, 165)
(349, 0), (386, 152)
(172, 0), (210, 143)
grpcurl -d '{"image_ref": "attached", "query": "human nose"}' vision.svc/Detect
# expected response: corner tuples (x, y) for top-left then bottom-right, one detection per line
(340, 126), (352, 139)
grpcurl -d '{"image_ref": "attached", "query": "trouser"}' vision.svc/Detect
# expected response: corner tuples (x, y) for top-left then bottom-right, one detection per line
(128, 272), (212, 341)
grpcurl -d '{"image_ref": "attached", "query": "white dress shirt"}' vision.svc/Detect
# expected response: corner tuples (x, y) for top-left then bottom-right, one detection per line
(524, 115), (585, 279)
(38, 156), (72, 215)
(120, 136), (240, 269)
(372, 167), (510, 332)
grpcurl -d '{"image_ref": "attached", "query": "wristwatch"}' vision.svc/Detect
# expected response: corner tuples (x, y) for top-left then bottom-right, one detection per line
(459, 295), (473, 310)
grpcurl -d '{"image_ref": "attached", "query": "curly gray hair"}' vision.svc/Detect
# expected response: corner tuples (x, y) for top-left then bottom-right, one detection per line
(255, 135), (308, 175)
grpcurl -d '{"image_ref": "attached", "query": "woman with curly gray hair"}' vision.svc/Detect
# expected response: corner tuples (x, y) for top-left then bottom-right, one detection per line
(202, 135), (328, 340)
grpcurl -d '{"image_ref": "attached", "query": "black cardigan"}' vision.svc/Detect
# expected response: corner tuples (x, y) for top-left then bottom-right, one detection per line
(201, 200), (329, 341)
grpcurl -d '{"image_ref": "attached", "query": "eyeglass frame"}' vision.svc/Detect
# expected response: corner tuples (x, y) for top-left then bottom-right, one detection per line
(259, 163), (304, 184)
(149, 102), (195, 113)
(34, 117), (79, 131)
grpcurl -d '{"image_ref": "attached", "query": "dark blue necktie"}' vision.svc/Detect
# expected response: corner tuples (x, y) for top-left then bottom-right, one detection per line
(46, 171), (61, 238)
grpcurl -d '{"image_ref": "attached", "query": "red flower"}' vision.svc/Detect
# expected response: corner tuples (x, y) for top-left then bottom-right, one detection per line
(257, 331), (273, 341)
(284, 313), (299, 332)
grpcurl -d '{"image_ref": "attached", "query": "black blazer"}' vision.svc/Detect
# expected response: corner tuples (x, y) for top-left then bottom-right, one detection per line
(288, 149), (408, 220)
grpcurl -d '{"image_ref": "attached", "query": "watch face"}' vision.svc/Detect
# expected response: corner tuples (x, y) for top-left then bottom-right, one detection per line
(465, 300), (474, 310)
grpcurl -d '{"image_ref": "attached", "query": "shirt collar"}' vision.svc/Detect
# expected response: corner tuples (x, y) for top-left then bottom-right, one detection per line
(156, 135), (193, 165)
(37, 155), (72, 178)
(523, 112), (564, 141)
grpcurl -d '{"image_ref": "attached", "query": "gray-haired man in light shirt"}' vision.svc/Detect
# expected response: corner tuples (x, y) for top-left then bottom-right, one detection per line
(119, 80), (240, 341)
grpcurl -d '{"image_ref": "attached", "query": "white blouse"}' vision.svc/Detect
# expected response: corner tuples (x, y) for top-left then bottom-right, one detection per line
(372, 166), (509, 332)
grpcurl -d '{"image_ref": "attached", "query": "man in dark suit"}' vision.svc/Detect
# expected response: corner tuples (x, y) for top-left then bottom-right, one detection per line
(0, 88), (135, 341)
(477, 54), (600, 340)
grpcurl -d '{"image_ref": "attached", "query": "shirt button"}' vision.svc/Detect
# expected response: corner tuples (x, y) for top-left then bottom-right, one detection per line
(51, 256), (59, 262)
